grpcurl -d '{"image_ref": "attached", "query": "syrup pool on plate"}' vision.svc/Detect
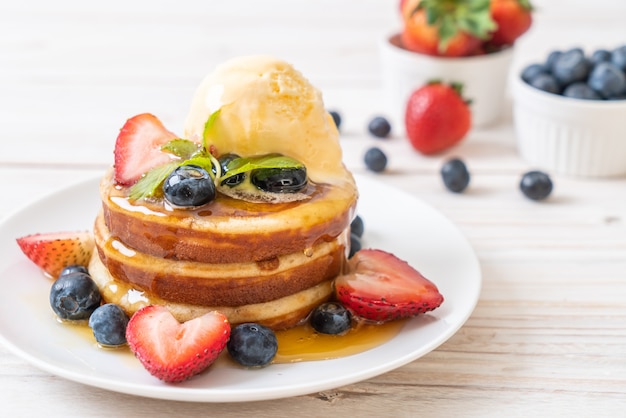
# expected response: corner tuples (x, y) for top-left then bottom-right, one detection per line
(273, 320), (406, 363)
(87, 249), (407, 363)
(67, 305), (405, 364)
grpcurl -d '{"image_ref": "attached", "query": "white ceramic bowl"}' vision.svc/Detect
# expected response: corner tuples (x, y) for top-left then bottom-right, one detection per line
(512, 74), (626, 178)
(379, 33), (514, 132)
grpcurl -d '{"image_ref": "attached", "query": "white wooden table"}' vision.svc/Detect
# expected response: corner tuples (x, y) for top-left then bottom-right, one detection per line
(1, 1), (626, 416)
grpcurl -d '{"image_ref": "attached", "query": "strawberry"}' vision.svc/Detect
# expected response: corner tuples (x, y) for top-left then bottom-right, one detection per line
(335, 249), (444, 322)
(400, 0), (496, 57)
(489, 0), (532, 47)
(126, 305), (230, 383)
(114, 113), (179, 186)
(404, 81), (471, 155)
(16, 231), (94, 278)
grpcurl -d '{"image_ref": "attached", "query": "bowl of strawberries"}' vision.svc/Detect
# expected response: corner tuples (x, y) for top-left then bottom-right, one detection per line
(380, 0), (532, 131)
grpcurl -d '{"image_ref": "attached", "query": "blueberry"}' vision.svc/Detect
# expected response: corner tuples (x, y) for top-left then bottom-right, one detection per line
(588, 62), (626, 98)
(349, 233), (361, 258)
(552, 48), (591, 87)
(163, 165), (216, 207)
(611, 45), (626, 71)
(520, 170), (553, 201)
(364, 147), (387, 173)
(251, 167), (307, 193)
(58, 264), (89, 278)
(529, 73), (561, 95)
(213, 153), (235, 176)
(350, 215), (364, 238)
(329, 110), (342, 129)
(217, 153), (246, 187)
(562, 82), (602, 100)
(521, 63), (548, 83)
(590, 49), (612, 65)
(88, 304), (129, 347)
(568, 47), (585, 55)
(310, 302), (352, 335)
(368, 116), (391, 138)
(545, 50), (562, 72)
(227, 323), (278, 367)
(50, 273), (101, 321)
(441, 158), (470, 193)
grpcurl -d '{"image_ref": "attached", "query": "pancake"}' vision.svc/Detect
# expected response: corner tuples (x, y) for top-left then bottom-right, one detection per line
(94, 208), (348, 307)
(89, 252), (334, 329)
(99, 168), (355, 264)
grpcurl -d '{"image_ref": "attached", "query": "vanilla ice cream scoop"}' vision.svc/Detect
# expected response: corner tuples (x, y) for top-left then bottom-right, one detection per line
(183, 55), (353, 187)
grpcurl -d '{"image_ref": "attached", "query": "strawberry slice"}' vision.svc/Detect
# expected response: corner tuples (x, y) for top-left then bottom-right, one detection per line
(113, 113), (179, 185)
(16, 231), (94, 278)
(335, 249), (444, 322)
(126, 305), (230, 383)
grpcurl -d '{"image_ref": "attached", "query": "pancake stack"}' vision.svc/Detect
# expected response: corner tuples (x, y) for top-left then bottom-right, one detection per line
(90, 56), (358, 329)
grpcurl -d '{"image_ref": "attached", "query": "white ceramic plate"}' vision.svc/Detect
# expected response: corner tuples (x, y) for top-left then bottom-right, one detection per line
(0, 174), (481, 402)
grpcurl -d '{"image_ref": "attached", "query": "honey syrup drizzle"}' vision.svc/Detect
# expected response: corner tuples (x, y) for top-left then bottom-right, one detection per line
(66, 310), (404, 364)
(78, 261), (405, 363)
(273, 320), (405, 363)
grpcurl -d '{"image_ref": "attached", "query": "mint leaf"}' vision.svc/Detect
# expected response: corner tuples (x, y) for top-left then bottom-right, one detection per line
(128, 154), (218, 201)
(161, 139), (201, 159)
(221, 154), (304, 181)
(202, 109), (221, 150)
(180, 156), (216, 177)
(129, 162), (180, 201)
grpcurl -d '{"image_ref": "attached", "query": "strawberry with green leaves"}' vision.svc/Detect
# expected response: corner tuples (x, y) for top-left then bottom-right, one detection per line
(335, 249), (444, 322)
(16, 231), (94, 278)
(126, 305), (230, 383)
(401, 0), (496, 57)
(489, 0), (532, 46)
(404, 81), (471, 155)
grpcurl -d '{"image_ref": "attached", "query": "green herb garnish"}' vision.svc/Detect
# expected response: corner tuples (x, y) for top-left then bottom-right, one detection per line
(127, 109), (306, 203)
(221, 154), (304, 182)
(129, 155), (220, 201)
(129, 161), (180, 201)
(161, 139), (202, 159)
(202, 109), (221, 150)
(180, 155), (217, 175)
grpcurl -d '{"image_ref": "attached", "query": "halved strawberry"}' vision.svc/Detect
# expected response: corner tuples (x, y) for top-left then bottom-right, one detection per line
(335, 249), (444, 322)
(126, 305), (230, 383)
(113, 113), (179, 185)
(16, 231), (94, 278)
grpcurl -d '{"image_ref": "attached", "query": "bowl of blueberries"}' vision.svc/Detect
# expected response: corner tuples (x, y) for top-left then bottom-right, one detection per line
(512, 45), (626, 177)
